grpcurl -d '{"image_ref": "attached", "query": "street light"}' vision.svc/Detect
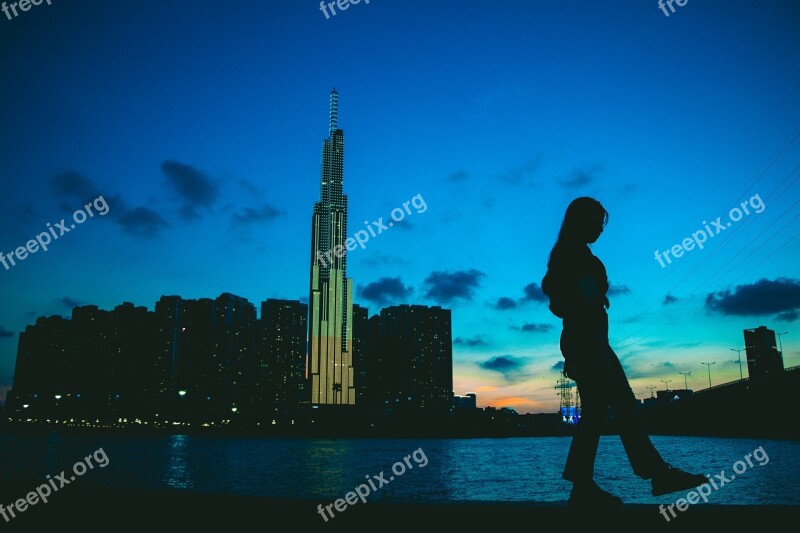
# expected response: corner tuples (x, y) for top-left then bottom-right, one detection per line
(678, 371), (692, 390)
(730, 347), (745, 380)
(661, 379), (672, 392)
(701, 362), (716, 389)
(646, 386), (657, 398)
(777, 331), (789, 355)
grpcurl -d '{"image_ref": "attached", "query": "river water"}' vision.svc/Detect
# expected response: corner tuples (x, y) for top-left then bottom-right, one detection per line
(0, 434), (797, 504)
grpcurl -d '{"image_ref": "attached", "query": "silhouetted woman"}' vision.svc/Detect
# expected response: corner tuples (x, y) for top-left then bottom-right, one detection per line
(542, 197), (706, 507)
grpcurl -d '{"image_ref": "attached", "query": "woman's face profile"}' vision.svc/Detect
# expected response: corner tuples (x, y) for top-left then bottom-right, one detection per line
(586, 215), (605, 243)
(561, 197), (607, 245)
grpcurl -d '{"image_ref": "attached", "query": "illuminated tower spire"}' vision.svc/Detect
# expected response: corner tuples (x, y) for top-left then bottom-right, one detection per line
(329, 88), (339, 138)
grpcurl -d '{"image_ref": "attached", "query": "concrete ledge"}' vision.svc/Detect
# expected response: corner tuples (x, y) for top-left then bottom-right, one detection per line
(0, 484), (797, 530)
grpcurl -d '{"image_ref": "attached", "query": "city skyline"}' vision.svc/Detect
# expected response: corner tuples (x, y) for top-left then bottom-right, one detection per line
(6, 289), (790, 419)
(5, 291), (458, 424)
(1, 1), (799, 414)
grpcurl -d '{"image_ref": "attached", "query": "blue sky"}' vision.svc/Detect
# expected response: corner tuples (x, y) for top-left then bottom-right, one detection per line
(1, 0), (799, 412)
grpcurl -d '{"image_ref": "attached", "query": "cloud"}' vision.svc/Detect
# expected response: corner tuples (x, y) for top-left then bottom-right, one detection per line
(357, 277), (413, 306)
(57, 297), (83, 309)
(0, 326), (14, 339)
(48, 173), (168, 239)
(454, 336), (488, 347)
(663, 294), (678, 305)
(232, 204), (285, 227)
(705, 278), (800, 318)
(480, 355), (523, 372)
(48, 171), (100, 201)
(512, 323), (553, 333)
(559, 163), (604, 189)
(479, 355), (530, 382)
(495, 156), (543, 185)
(494, 297), (517, 310)
(495, 282), (547, 311)
(161, 160), (219, 219)
(423, 269), (485, 304)
(447, 171), (469, 183)
(522, 282), (548, 303)
(607, 284), (631, 296)
(391, 218), (414, 231)
(552, 360), (565, 371)
(115, 203), (170, 238)
(777, 310), (799, 322)
(47, 171), (105, 213)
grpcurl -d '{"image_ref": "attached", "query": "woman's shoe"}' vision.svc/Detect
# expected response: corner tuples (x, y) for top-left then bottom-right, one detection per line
(651, 464), (708, 496)
(567, 480), (623, 508)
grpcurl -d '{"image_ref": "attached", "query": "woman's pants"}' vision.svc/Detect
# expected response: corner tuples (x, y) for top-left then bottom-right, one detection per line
(561, 333), (665, 482)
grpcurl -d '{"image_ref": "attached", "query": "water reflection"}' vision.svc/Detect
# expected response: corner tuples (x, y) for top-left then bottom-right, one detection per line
(163, 434), (193, 489)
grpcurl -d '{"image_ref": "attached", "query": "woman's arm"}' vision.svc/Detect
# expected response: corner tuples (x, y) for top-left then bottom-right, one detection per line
(577, 275), (609, 310)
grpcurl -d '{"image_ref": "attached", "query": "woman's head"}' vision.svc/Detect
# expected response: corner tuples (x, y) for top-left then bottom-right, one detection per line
(556, 197), (608, 245)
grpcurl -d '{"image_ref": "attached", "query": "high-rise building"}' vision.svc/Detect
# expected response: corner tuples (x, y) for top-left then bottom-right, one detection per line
(308, 89), (355, 405)
(351, 304), (372, 405)
(8, 293), (260, 421)
(10, 315), (72, 406)
(155, 296), (215, 399)
(744, 325), (784, 379)
(261, 299), (308, 419)
(108, 302), (160, 413)
(154, 293), (257, 417)
(154, 295), (188, 396)
(378, 305), (453, 413)
(214, 293), (258, 410)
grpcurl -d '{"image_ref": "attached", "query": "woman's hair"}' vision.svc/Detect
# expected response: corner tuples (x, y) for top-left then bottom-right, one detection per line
(542, 197), (608, 296)
(554, 196), (608, 246)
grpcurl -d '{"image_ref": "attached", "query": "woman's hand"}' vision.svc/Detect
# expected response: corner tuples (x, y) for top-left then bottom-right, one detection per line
(578, 275), (609, 309)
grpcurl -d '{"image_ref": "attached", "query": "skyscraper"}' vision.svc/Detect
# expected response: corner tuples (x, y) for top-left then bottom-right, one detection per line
(308, 89), (355, 405)
(744, 325), (785, 380)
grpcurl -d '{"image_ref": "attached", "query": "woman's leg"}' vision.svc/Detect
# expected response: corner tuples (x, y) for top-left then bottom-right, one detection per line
(562, 369), (605, 482)
(602, 345), (666, 479)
